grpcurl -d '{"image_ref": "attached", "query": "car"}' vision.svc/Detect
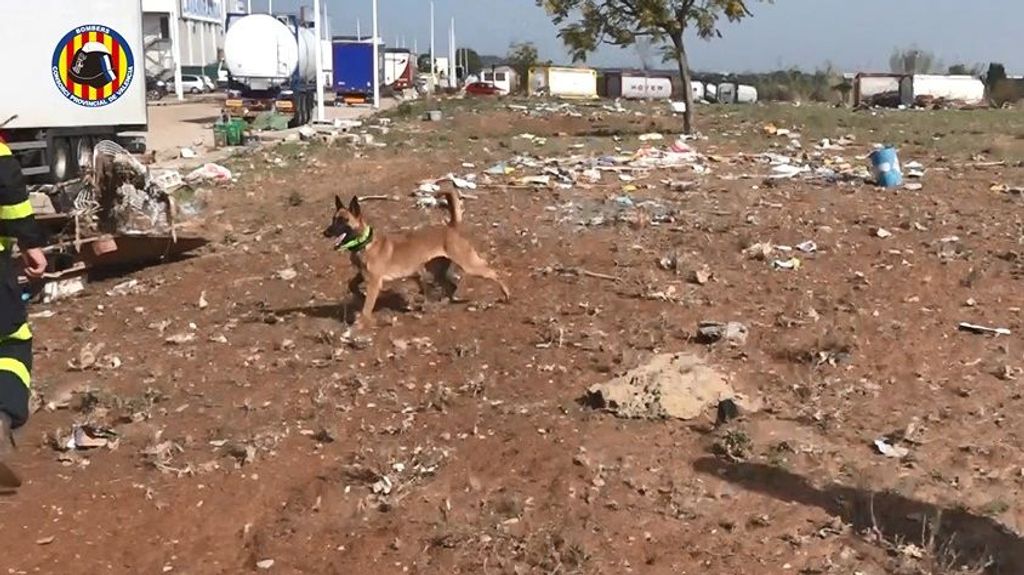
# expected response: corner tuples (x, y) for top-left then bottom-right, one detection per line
(465, 82), (501, 96)
(175, 74), (212, 94)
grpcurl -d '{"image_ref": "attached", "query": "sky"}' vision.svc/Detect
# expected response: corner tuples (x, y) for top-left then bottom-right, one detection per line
(258, 0), (1024, 73)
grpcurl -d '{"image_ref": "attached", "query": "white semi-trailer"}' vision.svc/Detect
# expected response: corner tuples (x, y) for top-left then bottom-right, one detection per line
(223, 13), (318, 126)
(2, 0), (147, 181)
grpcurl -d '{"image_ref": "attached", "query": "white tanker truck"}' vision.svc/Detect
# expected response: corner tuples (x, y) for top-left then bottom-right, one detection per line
(223, 13), (318, 127)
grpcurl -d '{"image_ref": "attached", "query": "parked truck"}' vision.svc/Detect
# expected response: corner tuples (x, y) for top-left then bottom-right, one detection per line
(384, 48), (415, 92)
(223, 13), (318, 127)
(332, 39), (382, 104)
(3, 0), (147, 181)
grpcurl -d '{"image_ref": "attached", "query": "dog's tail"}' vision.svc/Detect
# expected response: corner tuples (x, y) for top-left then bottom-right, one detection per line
(436, 190), (462, 227)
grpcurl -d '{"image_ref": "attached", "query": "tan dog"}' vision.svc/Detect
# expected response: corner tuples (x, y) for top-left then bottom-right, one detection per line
(323, 190), (510, 326)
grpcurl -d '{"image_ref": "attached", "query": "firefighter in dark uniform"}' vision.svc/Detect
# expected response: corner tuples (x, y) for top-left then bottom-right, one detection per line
(0, 136), (47, 488)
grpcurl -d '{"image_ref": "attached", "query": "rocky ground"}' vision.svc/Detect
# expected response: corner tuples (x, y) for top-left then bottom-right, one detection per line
(4, 98), (1024, 575)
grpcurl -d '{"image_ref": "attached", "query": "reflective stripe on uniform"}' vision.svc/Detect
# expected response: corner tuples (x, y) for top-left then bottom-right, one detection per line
(2, 324), (31, 342)
(0, 199), (32, 220)
(0, 358), (30, 389)
(0, 142), (10, 157)
(0, 236), (12, 252)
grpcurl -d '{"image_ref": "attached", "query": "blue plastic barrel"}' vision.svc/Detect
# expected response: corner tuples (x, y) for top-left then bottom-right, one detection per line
(869, 147), (902, 188)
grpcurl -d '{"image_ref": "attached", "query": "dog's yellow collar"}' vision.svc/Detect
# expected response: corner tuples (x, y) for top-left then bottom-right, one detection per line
(338, 226), (373, 252)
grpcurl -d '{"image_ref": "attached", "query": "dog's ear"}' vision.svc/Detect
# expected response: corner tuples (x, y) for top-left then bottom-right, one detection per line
(349, 196), (362, 217)
(334, 195), (343, 211)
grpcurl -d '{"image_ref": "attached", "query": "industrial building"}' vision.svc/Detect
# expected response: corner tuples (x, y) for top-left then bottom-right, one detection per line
(142, 0), (245, 78)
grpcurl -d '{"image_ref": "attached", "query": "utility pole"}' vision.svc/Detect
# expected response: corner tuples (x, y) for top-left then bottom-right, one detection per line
(313, 0), (325, 121)
(246, 0), (252, 13)
(372, 0), (380, 108)
(170, 0), (184, 100)
(356, 18), (361, 40)
(429, 0), (435, 96)
(268, 0), (272, 14)
(448, 17), (455, 88)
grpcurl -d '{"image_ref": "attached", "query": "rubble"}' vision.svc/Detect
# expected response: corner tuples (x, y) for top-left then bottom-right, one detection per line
(586, 353), (734, 420)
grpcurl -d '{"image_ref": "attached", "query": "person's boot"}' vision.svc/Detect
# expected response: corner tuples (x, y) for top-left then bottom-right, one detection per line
(0, 412), (21, 489)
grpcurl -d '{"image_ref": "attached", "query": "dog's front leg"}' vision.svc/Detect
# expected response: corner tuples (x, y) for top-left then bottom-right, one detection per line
(357, 276), (383, 327)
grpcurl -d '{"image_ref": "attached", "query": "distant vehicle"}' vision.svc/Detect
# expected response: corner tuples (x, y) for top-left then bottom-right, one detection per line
(4, 0), (148, 181)
(223, 14), (319, 127)
(174, 74), (213, 94)
(332, 39), (381, 104)
(383, 48), (414, 92)
(465, 82), (501, 96)
(146, 77), (168, 101)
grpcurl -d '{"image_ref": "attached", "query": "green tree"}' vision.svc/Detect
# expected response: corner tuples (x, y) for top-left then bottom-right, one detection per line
(889, 47), (940, 75)
(506, 42), (540, 91)
(417, 53), (432, 73)
(538, 0), (769, 134)
(455, 48), (483, 77)
(947, 63), (983, 76)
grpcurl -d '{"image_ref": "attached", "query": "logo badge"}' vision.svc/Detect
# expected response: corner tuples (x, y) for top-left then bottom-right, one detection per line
(52, 25), (135, 107)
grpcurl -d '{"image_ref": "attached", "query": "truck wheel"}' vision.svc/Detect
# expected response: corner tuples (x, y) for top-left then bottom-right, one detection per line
(73, 136), (95, 174)
(48, 137), (73, 183)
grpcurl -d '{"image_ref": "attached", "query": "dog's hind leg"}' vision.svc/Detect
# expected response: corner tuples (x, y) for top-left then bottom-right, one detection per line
(447, 249), (510, 302)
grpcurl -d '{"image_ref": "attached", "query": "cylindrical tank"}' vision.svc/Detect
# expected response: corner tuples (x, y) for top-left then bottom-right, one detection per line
(224, 14), (316, 87)
(736, 84), (758, 104)
(717, 82), (737, 104)
(620, 75), (672, 99)
(691, 80), (705, 102)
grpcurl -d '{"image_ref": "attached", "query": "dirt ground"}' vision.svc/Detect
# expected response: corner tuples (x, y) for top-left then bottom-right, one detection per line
(5, 97), (1024, 575)
(147, 95), (396, 162)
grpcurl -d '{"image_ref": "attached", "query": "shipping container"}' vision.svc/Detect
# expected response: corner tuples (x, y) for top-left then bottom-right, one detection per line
(717, 83), (736, 104)
(691, 81), (705, 102)
(854, 74), (902, 106)
(899, 74), (985, 106)
(482, 66), (518, 95)
(3, 0), (148, 180)
(528, 66), (598, 99)
(601, 72), (673, 99)
(736, 84), (758, 104)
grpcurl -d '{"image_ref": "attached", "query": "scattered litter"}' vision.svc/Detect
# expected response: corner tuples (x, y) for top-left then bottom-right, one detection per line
(107, 279), (140, 296)
(36, 536), (55, 546)
(795, 240), (817, 253)
(904, 160), (925, 178)
(869, 146), (902, 187)
(186, 163), (233, 183)
(638, 133), (664, 141)
(165, 333), (196, 345)
(42, 277), (85, 303)
(275, 268), (298, 281)
(696, 321), (749, 346)
(256, 559), (275, 570)
(874, 227), (893, 239)
(59, 425), (118, 451)
(485, 162), (513, 176)
(689, 266), (712, 285)
(586, 353), (734, 420)
(772, 257), (801, 270)
(874, 438), (910, 459)
(669, 101), (687, 114)
(179, 147), (197, 159)
(744, 242), (773, 261)
(904, 182), (923, 191)
(958, 322), (1011, 336)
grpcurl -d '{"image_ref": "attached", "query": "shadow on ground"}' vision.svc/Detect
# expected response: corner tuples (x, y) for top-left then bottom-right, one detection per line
(693, 457), (1024, 574)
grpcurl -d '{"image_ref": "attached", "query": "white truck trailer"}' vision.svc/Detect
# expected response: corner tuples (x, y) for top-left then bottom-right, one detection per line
(3, 0), (148, 181)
